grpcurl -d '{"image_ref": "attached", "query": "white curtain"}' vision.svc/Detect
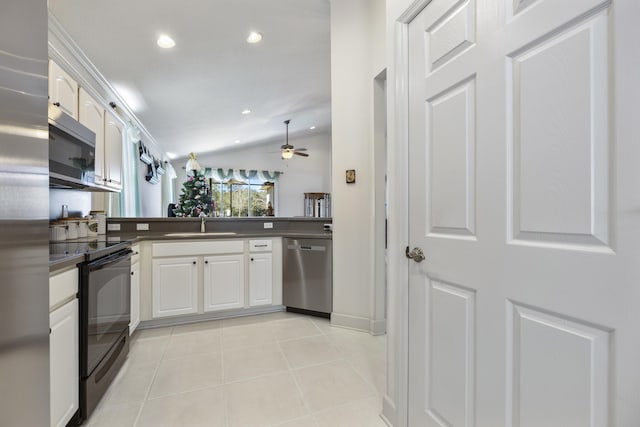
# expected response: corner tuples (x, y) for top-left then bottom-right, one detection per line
(161, 162), (177, 216)
(118, 124), (141, 217)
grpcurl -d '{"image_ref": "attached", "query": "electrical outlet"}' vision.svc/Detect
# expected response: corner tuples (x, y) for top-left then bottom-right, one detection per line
(136, 223), (149, 231)
(263, 222), (273, 229)
(107, 223), (121, 231)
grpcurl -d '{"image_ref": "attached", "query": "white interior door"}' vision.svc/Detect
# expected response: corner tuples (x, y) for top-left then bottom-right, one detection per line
(407, 0), (640, 426)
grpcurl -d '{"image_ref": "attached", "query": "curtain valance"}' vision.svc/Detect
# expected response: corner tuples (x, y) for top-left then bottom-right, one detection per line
(204, 168), (281, 182)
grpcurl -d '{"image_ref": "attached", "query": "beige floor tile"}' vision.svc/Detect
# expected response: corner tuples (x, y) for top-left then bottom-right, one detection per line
(171, 319), (223, 335)
(137, 386), (226, 427)
(310, 317), (334, 335)
(225, 372), (307, 427)
(223, 343), (289, 383)
(128, 336), (169, 364)
(279, 335), (340, 369)
(133, 326), (173, 341)
(313, 397), (387, 427)
(148, 352), (223, 398)
(272, 317), (323, 341)
(294, 360), (376, 412)
(222, 322), (276, 350)
(163, 329), (222, 359)
(273, 415), (318, 427)
(347, 352), (387, 396)
(326, 328), (385, 360)
(100, 358), (158, 407)
(85, 402), (141, 427)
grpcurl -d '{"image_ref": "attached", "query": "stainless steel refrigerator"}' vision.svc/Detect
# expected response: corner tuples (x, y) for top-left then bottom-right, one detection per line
(0, 1), (50, 425)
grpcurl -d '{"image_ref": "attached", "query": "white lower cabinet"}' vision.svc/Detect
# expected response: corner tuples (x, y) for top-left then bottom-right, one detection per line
(152, 256), (198, 318)
(203, 254), (245, 311)
(50, 268), (79, 427)
(148, 239), (280, 320)
(249, 253), (273, 306)
(129, 260), (140, 334)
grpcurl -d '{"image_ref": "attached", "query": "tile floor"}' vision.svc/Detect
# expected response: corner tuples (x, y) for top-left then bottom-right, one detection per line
(85, 312), (388, 427)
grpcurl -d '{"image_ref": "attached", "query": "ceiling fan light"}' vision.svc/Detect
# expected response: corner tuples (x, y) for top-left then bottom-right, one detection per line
(246, 31), (263, 44)
(281, 149), (294, 160)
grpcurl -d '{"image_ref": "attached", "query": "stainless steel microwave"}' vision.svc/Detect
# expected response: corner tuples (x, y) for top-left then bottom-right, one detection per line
(48, 104), (97, 189)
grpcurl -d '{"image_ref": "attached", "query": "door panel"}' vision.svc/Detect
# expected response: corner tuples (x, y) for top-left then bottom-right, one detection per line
(507, 11), (610, 247)
(427, 77), (476, 237)
(407, 0), (639, 425)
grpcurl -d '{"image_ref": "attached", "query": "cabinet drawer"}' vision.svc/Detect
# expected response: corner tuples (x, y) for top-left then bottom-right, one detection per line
(249, 239), (272, 252)
(50, 268), (78, 310)
(153, 240), (243, 257)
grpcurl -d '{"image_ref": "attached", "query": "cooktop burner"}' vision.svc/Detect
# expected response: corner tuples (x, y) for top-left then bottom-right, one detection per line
(50, 237), (132, 262)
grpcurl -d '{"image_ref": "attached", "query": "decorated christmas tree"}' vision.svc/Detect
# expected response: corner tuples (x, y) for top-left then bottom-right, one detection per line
(173, 153), (212, 217)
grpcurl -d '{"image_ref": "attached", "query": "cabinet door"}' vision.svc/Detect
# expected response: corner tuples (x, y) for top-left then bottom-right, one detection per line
(104, 111), (123, 191)
(78, 88), (105, 185)
(50, 299), (79, 427)
(129, 261), (140, 335)
(249, 253), (273, 306)
(152, 257), (198, 318)
(48, 60), (78, 118)
(203, 254), (245, 312)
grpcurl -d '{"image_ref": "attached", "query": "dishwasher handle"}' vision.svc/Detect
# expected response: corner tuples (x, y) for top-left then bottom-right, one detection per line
(287, 244), (327, 252)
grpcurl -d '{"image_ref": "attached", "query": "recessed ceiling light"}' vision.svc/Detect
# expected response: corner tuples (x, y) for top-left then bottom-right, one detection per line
(157, 35), (176, 49)
(309, 126), (316, 130)
(241, 109), (252, 115)
(234, 140), (241, 144)
(166, 152), (177, 159)
(246, 31), (263, 43)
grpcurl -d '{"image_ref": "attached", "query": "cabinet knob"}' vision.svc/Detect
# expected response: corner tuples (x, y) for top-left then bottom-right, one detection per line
(53, 102), (60, 107)
(251, 258), (254, 261)
(205, 260), (208, 264)
(131, 271), (134, 276)
(192, 261), (196, 265)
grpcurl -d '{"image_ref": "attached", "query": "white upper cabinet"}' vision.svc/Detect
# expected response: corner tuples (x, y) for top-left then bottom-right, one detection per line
(78, 88), (105, 184)
(77, 87), (123, 192)
(48, 60), (78, 118)
(104, 110), (123, 191)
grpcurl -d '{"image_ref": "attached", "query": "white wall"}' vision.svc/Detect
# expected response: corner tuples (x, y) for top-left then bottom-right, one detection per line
(174, 132), (331, 217)
(329, 0), (386, 331)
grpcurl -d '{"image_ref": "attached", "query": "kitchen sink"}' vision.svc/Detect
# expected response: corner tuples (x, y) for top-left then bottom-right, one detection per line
(164, 232), (237, 237)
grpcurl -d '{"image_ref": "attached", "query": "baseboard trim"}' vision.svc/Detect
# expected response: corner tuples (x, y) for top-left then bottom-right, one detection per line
(370, 318), (387, 335)
(330, 312), (371, 332)
(138, 305), (285, 329)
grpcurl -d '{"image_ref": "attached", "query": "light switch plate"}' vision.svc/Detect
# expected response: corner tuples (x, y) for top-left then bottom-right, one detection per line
(136, 223), (149, 231)
(107, 223), (121, 231)
(263, 222), (273, 229)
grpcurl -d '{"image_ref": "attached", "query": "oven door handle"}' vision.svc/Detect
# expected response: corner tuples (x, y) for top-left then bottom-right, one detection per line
(86, 249), (133, 271)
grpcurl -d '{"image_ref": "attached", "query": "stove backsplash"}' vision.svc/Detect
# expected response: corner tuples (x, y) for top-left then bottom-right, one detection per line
(49, 189), (92, 220)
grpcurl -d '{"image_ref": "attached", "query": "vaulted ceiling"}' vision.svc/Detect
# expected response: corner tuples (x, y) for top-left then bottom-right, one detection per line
(48, 0), (331, 159)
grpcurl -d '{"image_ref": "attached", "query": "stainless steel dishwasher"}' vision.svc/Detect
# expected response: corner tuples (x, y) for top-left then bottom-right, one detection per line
(283, 238), (332, 317)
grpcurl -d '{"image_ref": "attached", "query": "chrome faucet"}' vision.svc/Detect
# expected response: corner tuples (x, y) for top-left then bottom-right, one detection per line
(200, 216), (206, 233)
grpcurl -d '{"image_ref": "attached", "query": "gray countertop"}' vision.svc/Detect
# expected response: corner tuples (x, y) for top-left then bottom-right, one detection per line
(50, 231), (331, 273)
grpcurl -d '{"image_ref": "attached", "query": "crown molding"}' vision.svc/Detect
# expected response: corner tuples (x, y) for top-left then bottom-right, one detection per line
(47, 11), (164, 158)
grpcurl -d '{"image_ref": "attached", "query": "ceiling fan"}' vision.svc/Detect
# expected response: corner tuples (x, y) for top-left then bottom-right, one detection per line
(280, 119), (309, 159)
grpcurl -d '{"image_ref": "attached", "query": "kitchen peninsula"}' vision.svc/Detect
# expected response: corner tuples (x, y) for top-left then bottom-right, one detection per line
(51, 217), (332, 329)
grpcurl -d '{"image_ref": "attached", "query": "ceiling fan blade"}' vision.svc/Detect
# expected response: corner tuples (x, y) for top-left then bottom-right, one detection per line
(295, 147), (307, 151)
(294, 151), (309, 157)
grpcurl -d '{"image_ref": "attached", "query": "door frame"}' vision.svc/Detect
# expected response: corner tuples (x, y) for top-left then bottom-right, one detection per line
(384, 0), (433, 426)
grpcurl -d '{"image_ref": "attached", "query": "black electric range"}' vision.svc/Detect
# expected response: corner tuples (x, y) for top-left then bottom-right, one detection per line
(49, 237), (133, 262)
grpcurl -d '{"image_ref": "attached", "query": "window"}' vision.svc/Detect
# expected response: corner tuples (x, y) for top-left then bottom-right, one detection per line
(205, 169), (279, 217)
